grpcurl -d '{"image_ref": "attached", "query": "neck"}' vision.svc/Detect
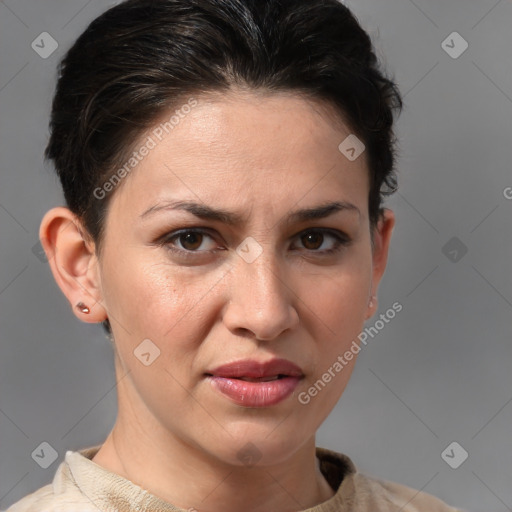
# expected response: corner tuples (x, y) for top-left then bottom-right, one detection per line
(92, 414), (334, 512)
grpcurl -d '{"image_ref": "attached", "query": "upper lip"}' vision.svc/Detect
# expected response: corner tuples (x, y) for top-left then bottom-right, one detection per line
(206, 358), (304, 378)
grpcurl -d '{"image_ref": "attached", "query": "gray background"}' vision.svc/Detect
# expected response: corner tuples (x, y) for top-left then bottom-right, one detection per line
(1, 0), (511, 510)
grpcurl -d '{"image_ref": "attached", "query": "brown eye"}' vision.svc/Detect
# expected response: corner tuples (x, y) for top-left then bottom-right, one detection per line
(178, 232), (204, 251)
(159, 229), (218, 255)
(301, 232), (324, 250)
(294, 229), (350, 255)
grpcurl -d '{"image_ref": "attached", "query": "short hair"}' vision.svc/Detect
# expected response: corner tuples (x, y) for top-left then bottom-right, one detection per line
(44, 0), (403, 335)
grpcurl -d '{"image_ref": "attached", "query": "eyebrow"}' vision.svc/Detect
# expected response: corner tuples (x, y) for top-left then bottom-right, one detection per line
(139, 199), (360, 225)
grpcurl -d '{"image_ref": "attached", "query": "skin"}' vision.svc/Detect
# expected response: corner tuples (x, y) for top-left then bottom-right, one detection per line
(40, 90), (394, 512)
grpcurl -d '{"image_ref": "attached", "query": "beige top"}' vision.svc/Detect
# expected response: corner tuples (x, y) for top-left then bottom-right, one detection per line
(6, 444), (461, 511)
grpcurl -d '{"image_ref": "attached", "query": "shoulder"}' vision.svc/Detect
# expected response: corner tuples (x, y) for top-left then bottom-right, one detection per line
(315, 446), (462, 512)
(5, 459), (98, 512)
(5, 486), (98, 512)
(352, 472), (462, 512)
(5, 487), (99, 512)
(5, 486), (97, 512)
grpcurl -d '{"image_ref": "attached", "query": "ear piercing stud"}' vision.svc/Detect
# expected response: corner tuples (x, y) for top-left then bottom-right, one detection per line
(75, 301), (90, 314)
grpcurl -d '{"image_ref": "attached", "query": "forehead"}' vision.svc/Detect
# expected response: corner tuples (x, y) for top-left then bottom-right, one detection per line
(108, 90), (369, 220)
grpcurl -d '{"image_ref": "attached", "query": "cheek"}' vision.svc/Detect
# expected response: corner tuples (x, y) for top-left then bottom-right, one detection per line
(101, 250), (226, 374)
(295, 272), (369, 422)
(103, 252), (196, 330)
(302, 246), (372, 329)
(102, 256), (207, 402)
(299, 246), (372, 387)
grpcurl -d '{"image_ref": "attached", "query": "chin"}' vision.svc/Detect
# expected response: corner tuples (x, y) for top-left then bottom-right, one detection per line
(210, 424), (310, 468)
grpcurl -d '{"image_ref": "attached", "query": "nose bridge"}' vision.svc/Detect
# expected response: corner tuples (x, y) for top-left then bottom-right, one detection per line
(242, 244), (284, 300)
(224, 239), (298, 340)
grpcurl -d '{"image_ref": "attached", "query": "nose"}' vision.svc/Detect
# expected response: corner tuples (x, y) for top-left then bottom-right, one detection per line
(222, 249), (300, 341)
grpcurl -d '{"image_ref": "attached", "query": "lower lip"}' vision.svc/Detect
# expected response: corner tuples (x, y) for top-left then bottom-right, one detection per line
(207, 376), (301, 407)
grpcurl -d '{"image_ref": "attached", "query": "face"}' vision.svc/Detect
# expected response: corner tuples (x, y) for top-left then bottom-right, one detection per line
(49, 91), (394, 467)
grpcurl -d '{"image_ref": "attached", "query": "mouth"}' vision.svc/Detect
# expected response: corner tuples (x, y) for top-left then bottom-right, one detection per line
(204, 374), (292, 383)
(205, 358), (304, 407)
(232, 375), (287, 382)
(206, 357), (304, 380)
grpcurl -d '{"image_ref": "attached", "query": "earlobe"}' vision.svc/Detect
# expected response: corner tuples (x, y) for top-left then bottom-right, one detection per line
(365, 294), (377, 321)
(39, 207), (107, 323)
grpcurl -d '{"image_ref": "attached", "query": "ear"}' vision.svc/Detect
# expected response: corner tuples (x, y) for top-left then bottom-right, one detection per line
(39, 207), (107, 323)
(365, 208), (395, 320)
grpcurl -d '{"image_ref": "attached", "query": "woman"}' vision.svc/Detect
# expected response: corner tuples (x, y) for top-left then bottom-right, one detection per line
(8, 0), (461, 510)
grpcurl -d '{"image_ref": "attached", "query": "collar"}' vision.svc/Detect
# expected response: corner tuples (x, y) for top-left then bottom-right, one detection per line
(61, 444), (358, 512)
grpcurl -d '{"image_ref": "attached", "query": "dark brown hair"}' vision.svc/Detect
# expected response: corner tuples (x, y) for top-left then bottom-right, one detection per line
(45, 0), (403, 334)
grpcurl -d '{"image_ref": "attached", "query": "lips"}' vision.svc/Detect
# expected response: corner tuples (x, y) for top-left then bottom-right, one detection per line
(205, 358), (304, 407)
(206, 358), (304, 380)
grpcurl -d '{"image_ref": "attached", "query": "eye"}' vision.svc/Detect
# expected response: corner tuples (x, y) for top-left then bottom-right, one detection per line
(293, 228), (350, 255)
(162, 229), (218, 254)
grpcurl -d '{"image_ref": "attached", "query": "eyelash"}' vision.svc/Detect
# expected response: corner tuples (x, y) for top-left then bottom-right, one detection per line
(156, 227), (351, 260)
